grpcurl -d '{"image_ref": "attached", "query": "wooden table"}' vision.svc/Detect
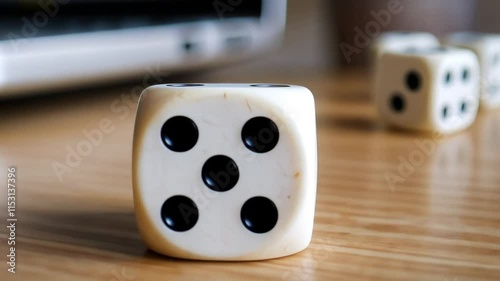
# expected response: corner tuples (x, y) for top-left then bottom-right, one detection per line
(1, 69), (499, 281)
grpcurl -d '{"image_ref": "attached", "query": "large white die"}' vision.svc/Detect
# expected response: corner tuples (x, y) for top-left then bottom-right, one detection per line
(374, 47), (480, 134)
(132, 83), (317, 260)
(444, 32), (500, 109)
(371, 32), (440, 63)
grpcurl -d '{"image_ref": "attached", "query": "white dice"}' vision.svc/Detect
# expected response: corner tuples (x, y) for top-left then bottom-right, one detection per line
(132, 83), (317, 261)
(444, 32), (500, 109)
(371, 32), (440, 63)
(374, 47), (480, 134)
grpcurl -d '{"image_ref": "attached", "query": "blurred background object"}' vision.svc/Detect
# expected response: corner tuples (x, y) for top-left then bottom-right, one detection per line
(0, 0), (286, 96)
(1, 0), (500, 97)
(279, 0), (500, 69)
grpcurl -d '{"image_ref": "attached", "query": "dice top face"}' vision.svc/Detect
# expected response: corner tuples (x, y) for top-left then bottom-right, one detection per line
(444, 32), (500, 108)
(372, 32), (440, 62)
(133, 84), (317, 261)
(375, 48), (480, 134)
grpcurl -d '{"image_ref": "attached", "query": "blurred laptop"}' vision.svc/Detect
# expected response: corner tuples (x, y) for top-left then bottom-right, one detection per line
(0, 0), (287, 96)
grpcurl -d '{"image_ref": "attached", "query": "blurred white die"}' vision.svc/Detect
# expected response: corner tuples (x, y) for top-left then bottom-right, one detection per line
(371, 32), (440, 63)
(133, 83), (317, 261)
(444, 32), (500, 109)
(374, 47), (480, 134)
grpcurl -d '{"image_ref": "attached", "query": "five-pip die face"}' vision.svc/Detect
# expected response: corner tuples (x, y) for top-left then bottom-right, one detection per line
(132, 83), (317, 261)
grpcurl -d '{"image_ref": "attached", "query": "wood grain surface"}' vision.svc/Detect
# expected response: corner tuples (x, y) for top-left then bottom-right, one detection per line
(0, 69), (499, 281)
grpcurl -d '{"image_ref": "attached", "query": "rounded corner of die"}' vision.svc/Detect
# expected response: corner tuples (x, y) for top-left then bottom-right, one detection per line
(302, 86), (316, 98)
(294, 86), (316, 106)
(302, 233), (314, 250)
(290, 230), (314, 256)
